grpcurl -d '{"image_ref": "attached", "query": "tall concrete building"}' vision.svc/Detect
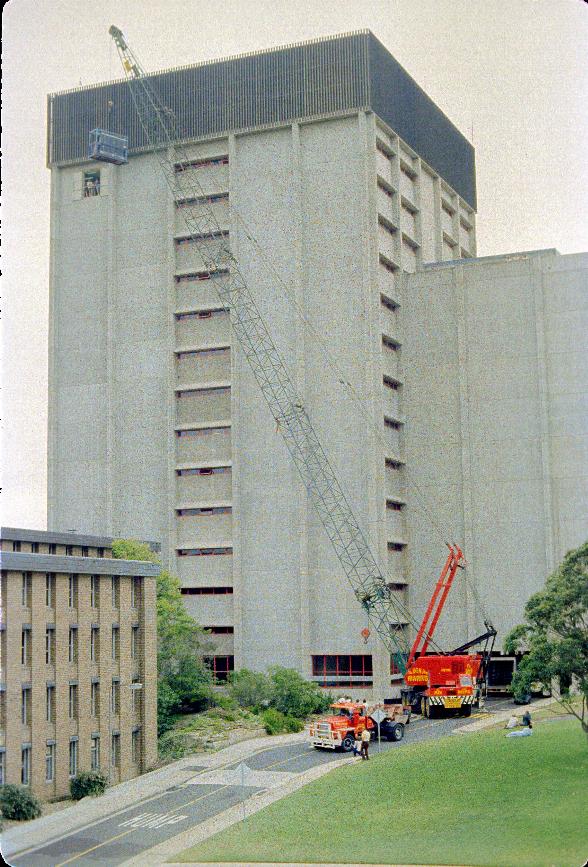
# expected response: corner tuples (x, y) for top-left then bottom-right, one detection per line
(46, 32), (587, 696)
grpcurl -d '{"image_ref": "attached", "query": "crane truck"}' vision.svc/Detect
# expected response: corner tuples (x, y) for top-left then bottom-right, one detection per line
(105, 27), (496, 724)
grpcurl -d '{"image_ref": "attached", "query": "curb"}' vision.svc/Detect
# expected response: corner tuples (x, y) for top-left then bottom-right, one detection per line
(1, 731), (308, 860)
(119, 753), (356, 866)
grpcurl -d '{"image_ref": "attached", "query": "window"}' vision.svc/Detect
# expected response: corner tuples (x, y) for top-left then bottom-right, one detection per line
(382, 336), (400, 352)
(32, 542), (39, 553)
(177, 506), (232, 515)
(21, 687), (31, 725)
(46, 685), (55, 722)
(383, 375), (400, 391)
(386, 500), (404, 512)
(69, 739), (78, 777)
(131, 729), (141, 764)
(111, 733), (120, 768)
(174, 308), (228, 322)
(65, 546), (74, 556)
(97, 547), (105, 558)
(21, 573), (31, 607)
(90, 575), (99, 608)
(131, 626), (139, 659)
(390, 656), (402, 676)
(177, 385), (230, 398)
(178, 547), (233, 557)
(91, 736), (100, 770)
(21, 627), (31, 666)
(384, 417), (402, 430)
(69, 684), (78, 719)
(385, 457), (403, 471)
(0, 750), (5, 785)
(13, 540), (22, 552)
(312, 655), (373, 687)
(176, 466), (231, 476)
(69, 626), (78, 663)
(176, 426), (231, 438)
(49, 543), (57, 555)
(174, 268), (229, 284)
(380, 293), (399, 312)
(81, 546), (89, 557)
(90, 627), (99, 662)
(21, 746), (31, 785)
(83, 170), (100, 197)
(45, 573), (55, 607)
(173, 155), (229, 172)
(69, 574), (78, 608)
(0, 690), (5, 730)
(387, 541), (406, 552)
(131, 577), (141, 608)
(45, 743), (55, 782)
(205, 625), (234, 634)
(131, 681), (142, 714)
(91, 681), (100, 717)
(111, 680), (120, 715)
(181, 586), (234, 595)
(45, 627), (55, 665)
(204, 655), (234, 683)
(111, 626), (119, 661)
(111, 576), (119, 608)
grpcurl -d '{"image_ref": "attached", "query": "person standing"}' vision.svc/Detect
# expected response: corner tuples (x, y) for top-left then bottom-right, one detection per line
(360, 727), (371, 760)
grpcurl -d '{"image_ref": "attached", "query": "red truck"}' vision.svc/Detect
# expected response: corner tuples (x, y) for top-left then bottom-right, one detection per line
(309, 700), (409, 751)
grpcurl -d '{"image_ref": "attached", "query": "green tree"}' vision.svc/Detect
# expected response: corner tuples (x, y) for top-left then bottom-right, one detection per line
(229, 668), (272, 709)
(268, 666), (331, 717)
(505, 540), (588, 736)
(113, 540), (214, 732)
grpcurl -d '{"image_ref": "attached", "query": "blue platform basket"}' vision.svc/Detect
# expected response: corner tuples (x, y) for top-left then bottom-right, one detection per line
(88, 129), (128, 165)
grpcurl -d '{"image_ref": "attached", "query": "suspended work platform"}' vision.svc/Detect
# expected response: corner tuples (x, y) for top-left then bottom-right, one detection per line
(88, 129), (128, 164)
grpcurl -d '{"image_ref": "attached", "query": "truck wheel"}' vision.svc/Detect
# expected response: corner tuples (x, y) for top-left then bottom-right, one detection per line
(387, 723), (404, 742)
(421, 697), (432, 719)
(460, 706), (472, 717)
(341, 734), (355, 752)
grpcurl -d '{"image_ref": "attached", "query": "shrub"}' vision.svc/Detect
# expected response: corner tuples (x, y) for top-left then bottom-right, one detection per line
(209, 692), (239, 713)
(229, 669), (272, 709)
(158, 730), (194, 760)
(70, 771), (108, 801)
(0, 785), (42, 820)
(158, 680), (180, 736)
(261, 708), (305, 735)
(268, 667), (330, 718)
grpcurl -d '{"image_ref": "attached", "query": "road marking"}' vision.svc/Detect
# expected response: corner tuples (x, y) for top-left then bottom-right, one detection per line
(118, 811), (188, 829)
(9, 740), (300, 861)
(54, 786), (232, 867)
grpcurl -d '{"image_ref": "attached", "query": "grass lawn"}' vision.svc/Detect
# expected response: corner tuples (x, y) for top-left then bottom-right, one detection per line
(174, 719), (587, 867)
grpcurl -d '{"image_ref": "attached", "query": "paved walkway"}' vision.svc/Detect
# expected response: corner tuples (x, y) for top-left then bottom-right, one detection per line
(452, 695), (556, 733)
(1, 731), (308, 861)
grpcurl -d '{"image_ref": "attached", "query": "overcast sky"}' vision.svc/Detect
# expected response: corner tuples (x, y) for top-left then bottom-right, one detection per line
(2, 0), (588, 529)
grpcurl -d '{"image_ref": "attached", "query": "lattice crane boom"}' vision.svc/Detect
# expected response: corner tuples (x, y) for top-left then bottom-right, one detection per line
(109, 25), (415, 672)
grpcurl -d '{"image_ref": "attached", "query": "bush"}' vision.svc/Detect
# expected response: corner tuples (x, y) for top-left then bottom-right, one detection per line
(0, 785), (42, 820)
(70, 771), (108, 801)
(261, 708), (305, 735)
(229, 669), (272, 709)
(269, 667), (331, 718)
(158, 730), (194, 760)
(208, 692), (239, 712)
(158, 680), (180, 736)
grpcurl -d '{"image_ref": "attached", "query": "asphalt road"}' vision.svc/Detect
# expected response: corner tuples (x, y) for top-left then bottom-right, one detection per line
(7, 698), (514, 867)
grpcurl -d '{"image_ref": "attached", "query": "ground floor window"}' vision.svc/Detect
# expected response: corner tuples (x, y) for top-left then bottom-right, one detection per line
(91, 736), (100, 770)
(45, 743), (55, 782)
(312, 655), (373, 687)
(69, 739), (78, 778)
(204, 655), (234, 683)
(131, 728), (141, 764)
(21, 746), (31, 785)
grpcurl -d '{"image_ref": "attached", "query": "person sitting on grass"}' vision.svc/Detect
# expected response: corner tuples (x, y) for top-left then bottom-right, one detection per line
(505, 714), (519, 729)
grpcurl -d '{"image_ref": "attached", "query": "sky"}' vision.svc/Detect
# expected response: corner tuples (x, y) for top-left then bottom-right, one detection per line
(2, 0), (588, 529)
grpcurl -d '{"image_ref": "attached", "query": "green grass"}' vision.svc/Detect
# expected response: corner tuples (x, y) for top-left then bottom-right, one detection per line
(174, 720), (588, 867)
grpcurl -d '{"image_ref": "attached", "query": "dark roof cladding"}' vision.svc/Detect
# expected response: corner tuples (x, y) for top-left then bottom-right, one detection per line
(47, 30), (476, 208)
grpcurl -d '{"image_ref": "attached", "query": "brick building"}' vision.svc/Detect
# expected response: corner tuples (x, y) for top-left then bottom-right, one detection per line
(0, 528), (159, 799)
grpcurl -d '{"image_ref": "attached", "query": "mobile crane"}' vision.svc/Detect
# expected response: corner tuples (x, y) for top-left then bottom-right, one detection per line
(105, 26), (495, 712)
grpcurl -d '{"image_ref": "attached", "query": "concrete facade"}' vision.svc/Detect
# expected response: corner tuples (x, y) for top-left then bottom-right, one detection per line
(44, 34), (588, 699)
(402, 249), (588, 649)
(0, 528), (159, 799)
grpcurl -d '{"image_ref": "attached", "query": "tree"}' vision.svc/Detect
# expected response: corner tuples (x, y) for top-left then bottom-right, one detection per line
(505, 540), (588, 737)
(113, 540), (214, 733)
(229, 668), (272, 709)
(268, 666), (331, 717)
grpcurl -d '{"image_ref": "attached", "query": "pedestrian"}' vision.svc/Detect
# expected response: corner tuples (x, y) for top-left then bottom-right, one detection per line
(360, 727), (371, 760)
(522, 709), (532, 728)
(505, 714), (518, 729)
(353, 733), (361, 757)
